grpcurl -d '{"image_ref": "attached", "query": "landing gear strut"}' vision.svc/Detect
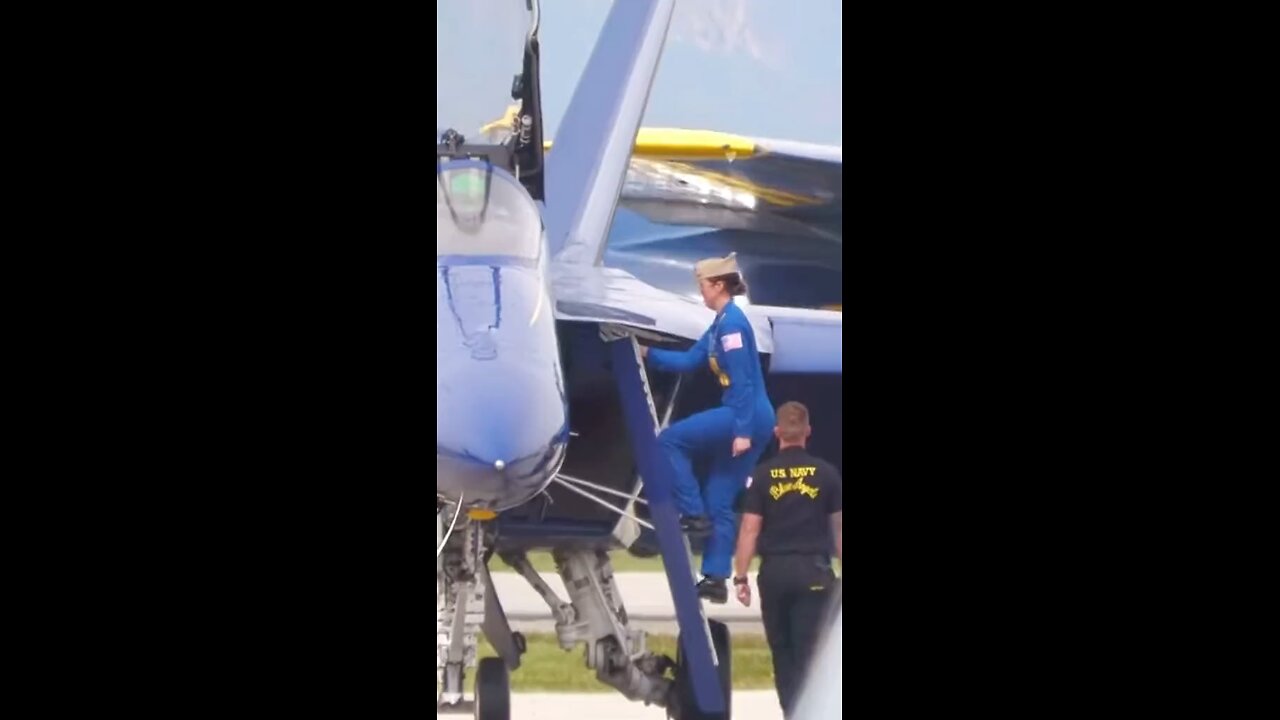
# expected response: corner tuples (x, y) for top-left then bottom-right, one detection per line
(438, 517), (512, 717)
(501, 548), (673, 705)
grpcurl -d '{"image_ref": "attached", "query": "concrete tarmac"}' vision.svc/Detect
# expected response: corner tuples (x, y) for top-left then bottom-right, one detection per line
(489, 571), (765, 634)
(438, 691), (784, 720)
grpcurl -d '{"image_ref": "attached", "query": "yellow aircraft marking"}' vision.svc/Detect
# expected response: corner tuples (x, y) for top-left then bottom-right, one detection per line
(477, 108), (756, 158)
(541, 128), (757, 160)
(474, 115), (821, 207)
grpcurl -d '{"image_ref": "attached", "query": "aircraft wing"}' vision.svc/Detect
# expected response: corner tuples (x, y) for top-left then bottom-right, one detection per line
(745, 304), (842, 374)
(550, 263), (723, 345)
(543, 0), (675, 266)
(551, 264), (842, 374)
(621, 131), (842, 238)
(547, 129), (842, 241)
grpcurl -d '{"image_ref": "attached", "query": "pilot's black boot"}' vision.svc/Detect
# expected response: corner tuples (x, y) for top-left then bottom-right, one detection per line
(680, 515), (712, 537)
(627, 528), (661, 558)
(696, 576), (728, 604)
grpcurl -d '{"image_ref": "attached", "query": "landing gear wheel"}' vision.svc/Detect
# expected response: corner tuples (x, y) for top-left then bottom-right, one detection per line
(512, 631), (527, 655)
(668, 619), (731, 720)
(474, 657), (510, 720)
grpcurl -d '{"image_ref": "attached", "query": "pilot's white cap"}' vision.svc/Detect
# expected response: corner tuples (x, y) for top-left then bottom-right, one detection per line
(694, 252), (741, 280)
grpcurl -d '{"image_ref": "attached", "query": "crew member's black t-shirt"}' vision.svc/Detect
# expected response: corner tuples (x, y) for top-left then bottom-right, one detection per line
(744, 447), (842, 556)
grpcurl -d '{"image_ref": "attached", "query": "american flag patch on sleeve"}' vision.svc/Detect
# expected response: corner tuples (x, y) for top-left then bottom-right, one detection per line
(720, 332), (744, 352)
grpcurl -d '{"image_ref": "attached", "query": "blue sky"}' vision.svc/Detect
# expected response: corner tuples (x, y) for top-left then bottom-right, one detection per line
(438, 0), (842, 147)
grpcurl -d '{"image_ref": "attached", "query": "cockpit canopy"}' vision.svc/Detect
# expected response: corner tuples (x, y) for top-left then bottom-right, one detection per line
(437, 161), (542, 260)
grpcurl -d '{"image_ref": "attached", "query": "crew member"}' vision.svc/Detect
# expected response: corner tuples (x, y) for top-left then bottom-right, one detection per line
(732, 401), (842, 718)
(642, 252), (776, 603)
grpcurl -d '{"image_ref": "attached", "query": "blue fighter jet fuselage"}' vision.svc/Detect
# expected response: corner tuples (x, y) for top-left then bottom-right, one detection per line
(435, 159), (568, 512)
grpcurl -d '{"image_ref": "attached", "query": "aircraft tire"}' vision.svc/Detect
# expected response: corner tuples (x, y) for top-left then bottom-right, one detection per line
(670, 619), (731, 720)
(474, 657), (510, 720)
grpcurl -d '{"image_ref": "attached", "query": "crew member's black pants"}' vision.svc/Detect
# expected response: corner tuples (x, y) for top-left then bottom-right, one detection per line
(759, 554), (837, 718)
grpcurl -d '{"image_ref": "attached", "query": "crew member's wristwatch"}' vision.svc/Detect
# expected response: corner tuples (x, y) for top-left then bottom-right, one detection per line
(732, 576), (749, 586)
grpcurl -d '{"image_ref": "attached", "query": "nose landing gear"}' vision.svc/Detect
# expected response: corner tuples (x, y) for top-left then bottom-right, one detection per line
(474, 657), (510, 720)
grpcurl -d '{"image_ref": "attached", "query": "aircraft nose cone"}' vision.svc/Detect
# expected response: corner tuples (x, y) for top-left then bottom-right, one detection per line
(436, 361), (568, 510)
(437, 365), (555, 463)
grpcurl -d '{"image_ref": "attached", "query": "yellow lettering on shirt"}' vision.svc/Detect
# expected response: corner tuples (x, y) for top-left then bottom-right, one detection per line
(770, 466), (817, 480)
(768, 477), (820, 500)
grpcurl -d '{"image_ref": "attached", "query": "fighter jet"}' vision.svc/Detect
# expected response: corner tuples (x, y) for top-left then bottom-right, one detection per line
(437, 2), (841, 718)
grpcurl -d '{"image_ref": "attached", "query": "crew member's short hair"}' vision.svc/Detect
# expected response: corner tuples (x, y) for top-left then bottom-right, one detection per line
(708, 273), (749, 296)
(776, 401), (810, 443)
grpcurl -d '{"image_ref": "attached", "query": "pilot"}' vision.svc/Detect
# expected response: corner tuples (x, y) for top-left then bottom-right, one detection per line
(641, 252), (777, 603)
(730, 401), (842, 719)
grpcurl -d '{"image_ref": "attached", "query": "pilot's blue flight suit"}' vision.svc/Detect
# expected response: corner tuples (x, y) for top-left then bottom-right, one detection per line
(648, 298), (776, 581)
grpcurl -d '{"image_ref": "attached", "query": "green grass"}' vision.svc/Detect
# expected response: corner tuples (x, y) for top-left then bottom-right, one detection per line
(491, 550), (761, 574)
(439, 632), (776, 694)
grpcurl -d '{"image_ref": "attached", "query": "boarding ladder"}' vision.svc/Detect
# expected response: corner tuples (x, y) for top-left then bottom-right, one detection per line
(604, 330), (726, 716)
